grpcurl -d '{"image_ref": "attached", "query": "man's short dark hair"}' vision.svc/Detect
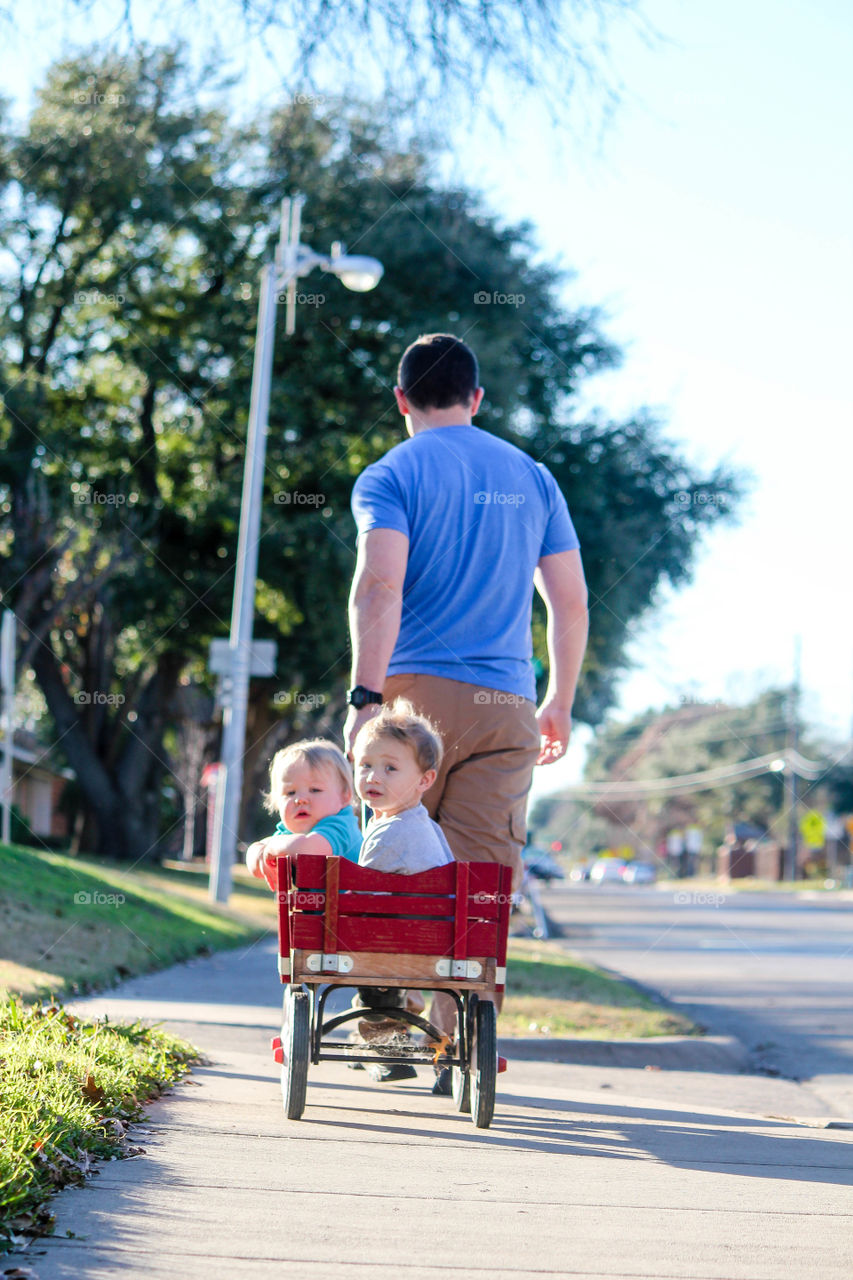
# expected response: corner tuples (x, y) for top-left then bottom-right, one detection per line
(397, 334), (479, 411)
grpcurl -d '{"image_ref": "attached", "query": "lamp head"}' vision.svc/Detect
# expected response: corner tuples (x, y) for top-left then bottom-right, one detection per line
(326, 241), (384, 291)
(327, 254), (384, 292)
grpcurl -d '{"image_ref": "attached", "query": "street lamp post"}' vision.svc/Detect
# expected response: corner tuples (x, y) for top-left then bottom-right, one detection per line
(209, 196), (383, 903)
(785, 638), (802, 883)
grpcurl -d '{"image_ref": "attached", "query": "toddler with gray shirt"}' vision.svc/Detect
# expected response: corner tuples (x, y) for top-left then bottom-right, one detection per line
(360, 802), (453, 872)
(351, 698), (455, 1080)
(353, 699), (454, 873)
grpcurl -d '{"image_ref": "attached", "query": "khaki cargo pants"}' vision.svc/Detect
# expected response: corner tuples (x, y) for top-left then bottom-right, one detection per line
(383, 673), (541, 1036)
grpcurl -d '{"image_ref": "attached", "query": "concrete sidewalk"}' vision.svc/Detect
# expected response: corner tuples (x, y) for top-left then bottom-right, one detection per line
(13, 937), (853, 1280)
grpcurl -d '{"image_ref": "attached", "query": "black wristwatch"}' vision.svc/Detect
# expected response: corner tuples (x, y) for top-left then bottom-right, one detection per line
(347, 685), (383, 709)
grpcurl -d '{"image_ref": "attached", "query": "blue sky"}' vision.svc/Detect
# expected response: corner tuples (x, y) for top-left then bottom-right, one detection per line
(5, 0), (852, 799)
(447, 0), (853, 793)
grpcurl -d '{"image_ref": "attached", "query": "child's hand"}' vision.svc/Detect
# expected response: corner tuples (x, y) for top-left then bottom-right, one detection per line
(257, 833), (294, 857)
(246, 834), (296, 888)
(247, 830), (331, 887)
(246, 840), (272, 879)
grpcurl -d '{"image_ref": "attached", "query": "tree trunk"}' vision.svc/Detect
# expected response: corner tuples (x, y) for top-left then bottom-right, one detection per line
(31, 641), (182, 860)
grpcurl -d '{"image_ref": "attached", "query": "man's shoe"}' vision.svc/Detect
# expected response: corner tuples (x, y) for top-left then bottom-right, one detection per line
(358, 1016), (410, 1041)
(367, 1062), (418, 1083)
(432, 1067), (451, 1096)
(346, 1029), (367, 1068)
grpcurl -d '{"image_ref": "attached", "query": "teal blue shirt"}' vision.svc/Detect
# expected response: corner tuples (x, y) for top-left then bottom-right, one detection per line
(274, 805), (362, 863)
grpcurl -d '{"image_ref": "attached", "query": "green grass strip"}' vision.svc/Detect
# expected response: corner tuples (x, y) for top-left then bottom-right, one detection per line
(0, 996), (199, 1252)
(0, 841), (270, 1001)
(501, 939), (699, 1038)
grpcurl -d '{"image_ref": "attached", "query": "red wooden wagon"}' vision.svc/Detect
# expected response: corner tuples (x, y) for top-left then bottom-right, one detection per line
(269, 853), (513, 1128)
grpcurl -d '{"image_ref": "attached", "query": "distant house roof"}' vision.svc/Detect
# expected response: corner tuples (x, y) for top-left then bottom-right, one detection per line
(732, 820), (768, 842)
(1, 729), (75, 780)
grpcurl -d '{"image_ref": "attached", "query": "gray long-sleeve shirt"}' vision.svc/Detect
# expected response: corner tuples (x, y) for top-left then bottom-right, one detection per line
(359, 803), (455, 874)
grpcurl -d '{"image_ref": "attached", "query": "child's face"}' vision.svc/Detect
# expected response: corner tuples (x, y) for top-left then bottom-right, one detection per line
(277, 762), (350, 834)
(354, 735), (436, 819)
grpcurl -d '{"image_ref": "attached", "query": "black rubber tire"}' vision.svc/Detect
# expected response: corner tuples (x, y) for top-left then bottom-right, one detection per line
(281, 989), (310, 1120)
(470, 999), (497, 1129)
(452, 994), (473, 1112)
(451, 1061), (471, 1112)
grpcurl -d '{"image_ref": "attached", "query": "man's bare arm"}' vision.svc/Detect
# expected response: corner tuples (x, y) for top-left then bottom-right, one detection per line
(533, 548), (589, 764)
(344, 528), (409, 754)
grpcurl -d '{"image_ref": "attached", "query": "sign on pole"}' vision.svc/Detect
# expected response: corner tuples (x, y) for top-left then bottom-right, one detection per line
(0, 610), (16, 845)
(208, 639), (278, 679)
(799, 810), (826, 850)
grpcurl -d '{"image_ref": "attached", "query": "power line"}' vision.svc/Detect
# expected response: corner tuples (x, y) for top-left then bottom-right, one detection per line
(592, 718), (790, 751)
(565, 749), (824, 802)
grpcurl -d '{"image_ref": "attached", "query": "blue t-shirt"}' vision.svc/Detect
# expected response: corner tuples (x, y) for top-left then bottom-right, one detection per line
(351, 424), (579, 700)
(274, 806), (362, 862)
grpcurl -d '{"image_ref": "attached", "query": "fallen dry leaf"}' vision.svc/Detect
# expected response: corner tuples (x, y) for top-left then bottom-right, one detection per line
(81, 1074), (105, 1104)
(429, 1034), (451, 1065)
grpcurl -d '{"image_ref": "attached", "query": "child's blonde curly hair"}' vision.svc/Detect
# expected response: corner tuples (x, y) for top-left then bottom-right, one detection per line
(264, 739), (353, 814)
(355, 698), (443, 773)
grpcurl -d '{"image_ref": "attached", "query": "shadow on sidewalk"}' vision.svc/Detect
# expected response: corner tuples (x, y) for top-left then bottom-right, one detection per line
(300, 1091), (853, 1186)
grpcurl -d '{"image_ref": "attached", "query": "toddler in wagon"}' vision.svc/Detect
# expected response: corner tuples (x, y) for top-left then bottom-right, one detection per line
(354, 698), (454, 873)
(349, 699), (455, 1080)
(246, 739), (361, 886)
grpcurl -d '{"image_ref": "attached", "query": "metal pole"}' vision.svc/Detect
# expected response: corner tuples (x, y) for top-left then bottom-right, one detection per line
(0, 610), (15, 845)
(284, 196), (304, 336)
(209, 261), (279, 902)
(205, 194), (382, 902)
(785, 637), (802, 882)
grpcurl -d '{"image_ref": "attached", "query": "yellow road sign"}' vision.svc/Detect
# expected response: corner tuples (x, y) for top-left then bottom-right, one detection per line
(799, 810), (826, 850)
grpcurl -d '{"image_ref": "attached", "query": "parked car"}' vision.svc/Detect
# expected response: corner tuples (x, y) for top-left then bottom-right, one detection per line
(568, 861), (593, 882)
(589, 857), (627, 883)
(522, 846), (566, 883)
(619, 861), (658, 885)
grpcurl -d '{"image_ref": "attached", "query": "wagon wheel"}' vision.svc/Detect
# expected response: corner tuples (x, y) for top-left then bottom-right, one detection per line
(280, 988), (310, 1120)
(451, 994), (474, 1112)
(469, 998), (497, 1129)
(451, 1059), (471, 1112)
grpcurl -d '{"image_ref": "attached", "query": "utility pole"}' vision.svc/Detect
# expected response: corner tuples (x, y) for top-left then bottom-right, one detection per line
(0, 610), (15, 844)
(785, 637), (802, 882)
(207, 198), (383, 903)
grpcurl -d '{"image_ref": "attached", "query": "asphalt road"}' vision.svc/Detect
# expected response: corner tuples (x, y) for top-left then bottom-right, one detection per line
(541, 881), (853, 1117)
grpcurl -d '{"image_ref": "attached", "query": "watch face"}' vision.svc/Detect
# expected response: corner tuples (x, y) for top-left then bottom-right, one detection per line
(349, 686), (379, 708)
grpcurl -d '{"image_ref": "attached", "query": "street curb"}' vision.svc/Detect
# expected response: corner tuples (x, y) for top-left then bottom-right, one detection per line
(652, 880), (853, 902)
(499, 1032), (748, 1073)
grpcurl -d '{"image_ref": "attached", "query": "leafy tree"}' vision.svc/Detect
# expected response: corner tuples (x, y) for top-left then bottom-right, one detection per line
(824, 762), (853, 816)
(1, 46), (739, 859)
(531, 691), (808, 859)
(28, 0), (647, 122)
(2, 48), (256, 857)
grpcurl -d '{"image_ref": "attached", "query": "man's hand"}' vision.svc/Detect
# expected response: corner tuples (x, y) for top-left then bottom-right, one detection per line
(344, 702), (383, 758)
(535, 699), (572, 765)
(533, 550), (587, 765)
